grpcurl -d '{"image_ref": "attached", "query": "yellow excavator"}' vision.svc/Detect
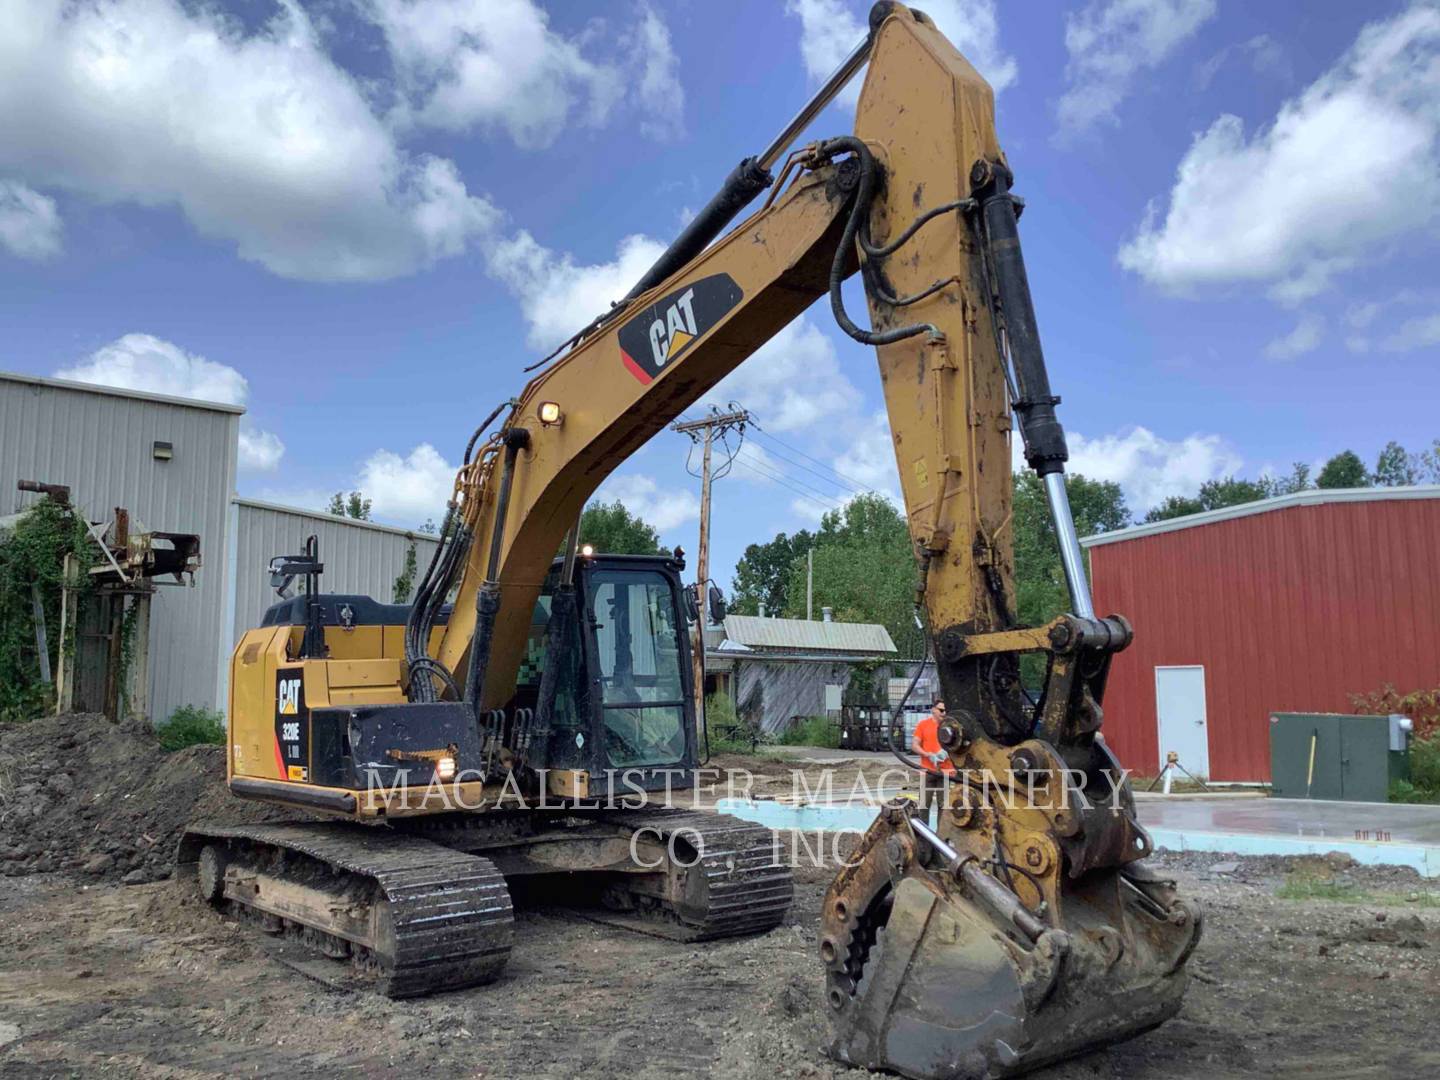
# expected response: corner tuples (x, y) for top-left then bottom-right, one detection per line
(180, 3), (1199, 1075)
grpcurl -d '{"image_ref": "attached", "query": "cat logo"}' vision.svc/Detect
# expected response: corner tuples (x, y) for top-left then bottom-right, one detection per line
(278, 676), (302, 716)
(649, 287), (698, 367)
(617, 273), (743, 385)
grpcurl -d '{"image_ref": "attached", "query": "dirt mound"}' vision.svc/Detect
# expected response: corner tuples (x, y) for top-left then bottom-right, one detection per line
(0, 712), (289, 883)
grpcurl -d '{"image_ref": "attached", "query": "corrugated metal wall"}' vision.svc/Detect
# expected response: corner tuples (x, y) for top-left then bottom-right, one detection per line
(1089, 497), (1440, 781)
(735, 659), (855, 733)
(1, 373), (239, 720)
(229, 499), (439, 643)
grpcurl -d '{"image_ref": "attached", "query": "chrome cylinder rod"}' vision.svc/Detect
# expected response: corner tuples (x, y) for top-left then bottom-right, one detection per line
(910, 816), (1046, 941)
(757, 34), (872, 171)
(1043, 471), (1095, 620)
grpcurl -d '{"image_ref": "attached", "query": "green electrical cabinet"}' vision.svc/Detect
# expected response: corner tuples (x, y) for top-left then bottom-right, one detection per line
(1269, 713), (1411, 802)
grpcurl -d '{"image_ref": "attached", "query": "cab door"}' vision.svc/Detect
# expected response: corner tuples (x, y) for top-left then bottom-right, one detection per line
(582, 564), (696, 785)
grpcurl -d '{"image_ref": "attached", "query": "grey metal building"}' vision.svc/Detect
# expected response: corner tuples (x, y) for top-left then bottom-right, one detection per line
(2, 371), (440, 722)
(2, 372), (240, 720)
(228, 498), (438, 641)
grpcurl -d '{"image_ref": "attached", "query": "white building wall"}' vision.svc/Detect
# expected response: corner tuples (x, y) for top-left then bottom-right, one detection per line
(1, 372), (239, 721)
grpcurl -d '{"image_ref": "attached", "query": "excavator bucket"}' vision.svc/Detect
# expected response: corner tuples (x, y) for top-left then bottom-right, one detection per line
(821, 802), (1201, 1079)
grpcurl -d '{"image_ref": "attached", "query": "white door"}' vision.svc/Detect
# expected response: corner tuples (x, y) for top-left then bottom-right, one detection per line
(1154, 666), (1209, 777)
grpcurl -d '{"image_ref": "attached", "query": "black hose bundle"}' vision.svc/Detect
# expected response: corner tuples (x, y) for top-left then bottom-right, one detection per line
(818, 136), (941, 348)
(404, 503), (472, 702)
(403, 400), (513, 702)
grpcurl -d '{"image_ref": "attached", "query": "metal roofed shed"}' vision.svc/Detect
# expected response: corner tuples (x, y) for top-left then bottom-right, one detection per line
(1079, 485), (1440, 782)
(721, 613), (897, 655)
(706, 613), (898, 735)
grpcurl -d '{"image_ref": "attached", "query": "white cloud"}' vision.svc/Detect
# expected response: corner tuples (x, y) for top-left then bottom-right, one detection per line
(635, 3), (685, 140)
(0, 179), (62, 259)
(787, 0), (1016, 107)
(1380, 312), (1440, 352)
(1119, 4), (1440, 301)
(705, 316), (861, 433)
(358, 443), (457, 522)
(1057, 0), (1216, 137)
(1348, 301), (1382, 329)
(832, 411), (899, 497)
(1263, 313), (1325, 361)
(238, 428), (286, 472)
(56, 333), (286, 471)
(1195, 33), (1286, 91)
(1067, 426), (1242, 513)
(595, 473), (700, 531)
(57, 333), (248, 405)
(0, 0), (497, 281)
(486, 230), (665, 351)
(367, 0), (625, 148)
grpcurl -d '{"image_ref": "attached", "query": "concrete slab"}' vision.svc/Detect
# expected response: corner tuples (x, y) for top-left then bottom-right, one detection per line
(715, 793), (1440, 878)
(1141, 797), (1440, 845)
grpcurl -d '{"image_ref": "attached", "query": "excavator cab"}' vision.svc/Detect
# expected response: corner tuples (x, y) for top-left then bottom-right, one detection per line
(507, 552), (700, 791)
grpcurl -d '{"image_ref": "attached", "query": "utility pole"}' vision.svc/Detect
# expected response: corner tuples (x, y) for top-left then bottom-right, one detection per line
(807, 546), (814, 621)
(671, 407), (749, 744)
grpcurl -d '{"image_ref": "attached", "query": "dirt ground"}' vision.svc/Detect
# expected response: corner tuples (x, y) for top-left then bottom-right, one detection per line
(3, 720), (1440, 1078)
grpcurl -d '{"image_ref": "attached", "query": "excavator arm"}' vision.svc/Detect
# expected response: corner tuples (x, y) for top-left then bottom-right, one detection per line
(402, 6), (1199, 1076)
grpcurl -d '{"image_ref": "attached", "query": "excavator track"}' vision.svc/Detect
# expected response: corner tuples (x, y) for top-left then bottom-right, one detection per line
(588, 808), (795, 941)
(396, 807), (795, 942)
(177, 822), (513, 998)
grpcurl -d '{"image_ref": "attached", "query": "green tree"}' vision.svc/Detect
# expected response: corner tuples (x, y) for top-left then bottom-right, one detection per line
(1373, 440), (1418, 487)
(730, 529), (813, 616)
(392, 540), (418, 603)
(780, 494), (921, 657)
(1316, 450), (1370, 489)
(1013, 473), (1129, 628)
(328, 490), (372, 520)
(578, 500), (667, 555)
(1143, 476), (1272, 523)
(1264, 462), (1312, 496)
(1419, 440), (1440, 484)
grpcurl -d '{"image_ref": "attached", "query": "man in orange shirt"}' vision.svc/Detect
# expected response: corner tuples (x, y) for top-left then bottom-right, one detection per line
(911, 698), (955, 820)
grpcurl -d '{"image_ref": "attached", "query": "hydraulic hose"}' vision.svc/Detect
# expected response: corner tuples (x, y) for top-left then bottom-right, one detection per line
(819, 137), (940, 348)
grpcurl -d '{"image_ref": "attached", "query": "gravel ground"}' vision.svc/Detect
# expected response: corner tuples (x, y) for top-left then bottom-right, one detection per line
(2, 725), (1438, 1078)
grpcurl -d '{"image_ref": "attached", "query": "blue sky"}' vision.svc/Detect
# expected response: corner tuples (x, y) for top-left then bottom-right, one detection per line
(3, 0), (1439, 588)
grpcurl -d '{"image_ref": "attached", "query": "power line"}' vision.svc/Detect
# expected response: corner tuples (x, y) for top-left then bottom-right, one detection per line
(734, 446), (850, 506)
(744, 437), (868, 496)
(748, 422), (878, 493)
(730, 454), (846, 514)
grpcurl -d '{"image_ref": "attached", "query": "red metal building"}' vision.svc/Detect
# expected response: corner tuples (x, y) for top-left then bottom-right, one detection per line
(1080, 487), (1440, 782)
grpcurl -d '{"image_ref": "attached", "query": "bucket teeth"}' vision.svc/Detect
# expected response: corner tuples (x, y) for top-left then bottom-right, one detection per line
(821, 820), (1201, 1079)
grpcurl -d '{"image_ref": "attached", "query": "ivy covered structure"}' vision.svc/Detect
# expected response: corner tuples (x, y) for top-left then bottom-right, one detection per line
(1, 371), (436, 723)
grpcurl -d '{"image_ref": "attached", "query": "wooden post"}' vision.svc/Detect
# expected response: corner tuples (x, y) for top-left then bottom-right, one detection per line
(55, 554), (77, 714)
(30, 583), (51, 685)
(123, 591), (152, 723)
